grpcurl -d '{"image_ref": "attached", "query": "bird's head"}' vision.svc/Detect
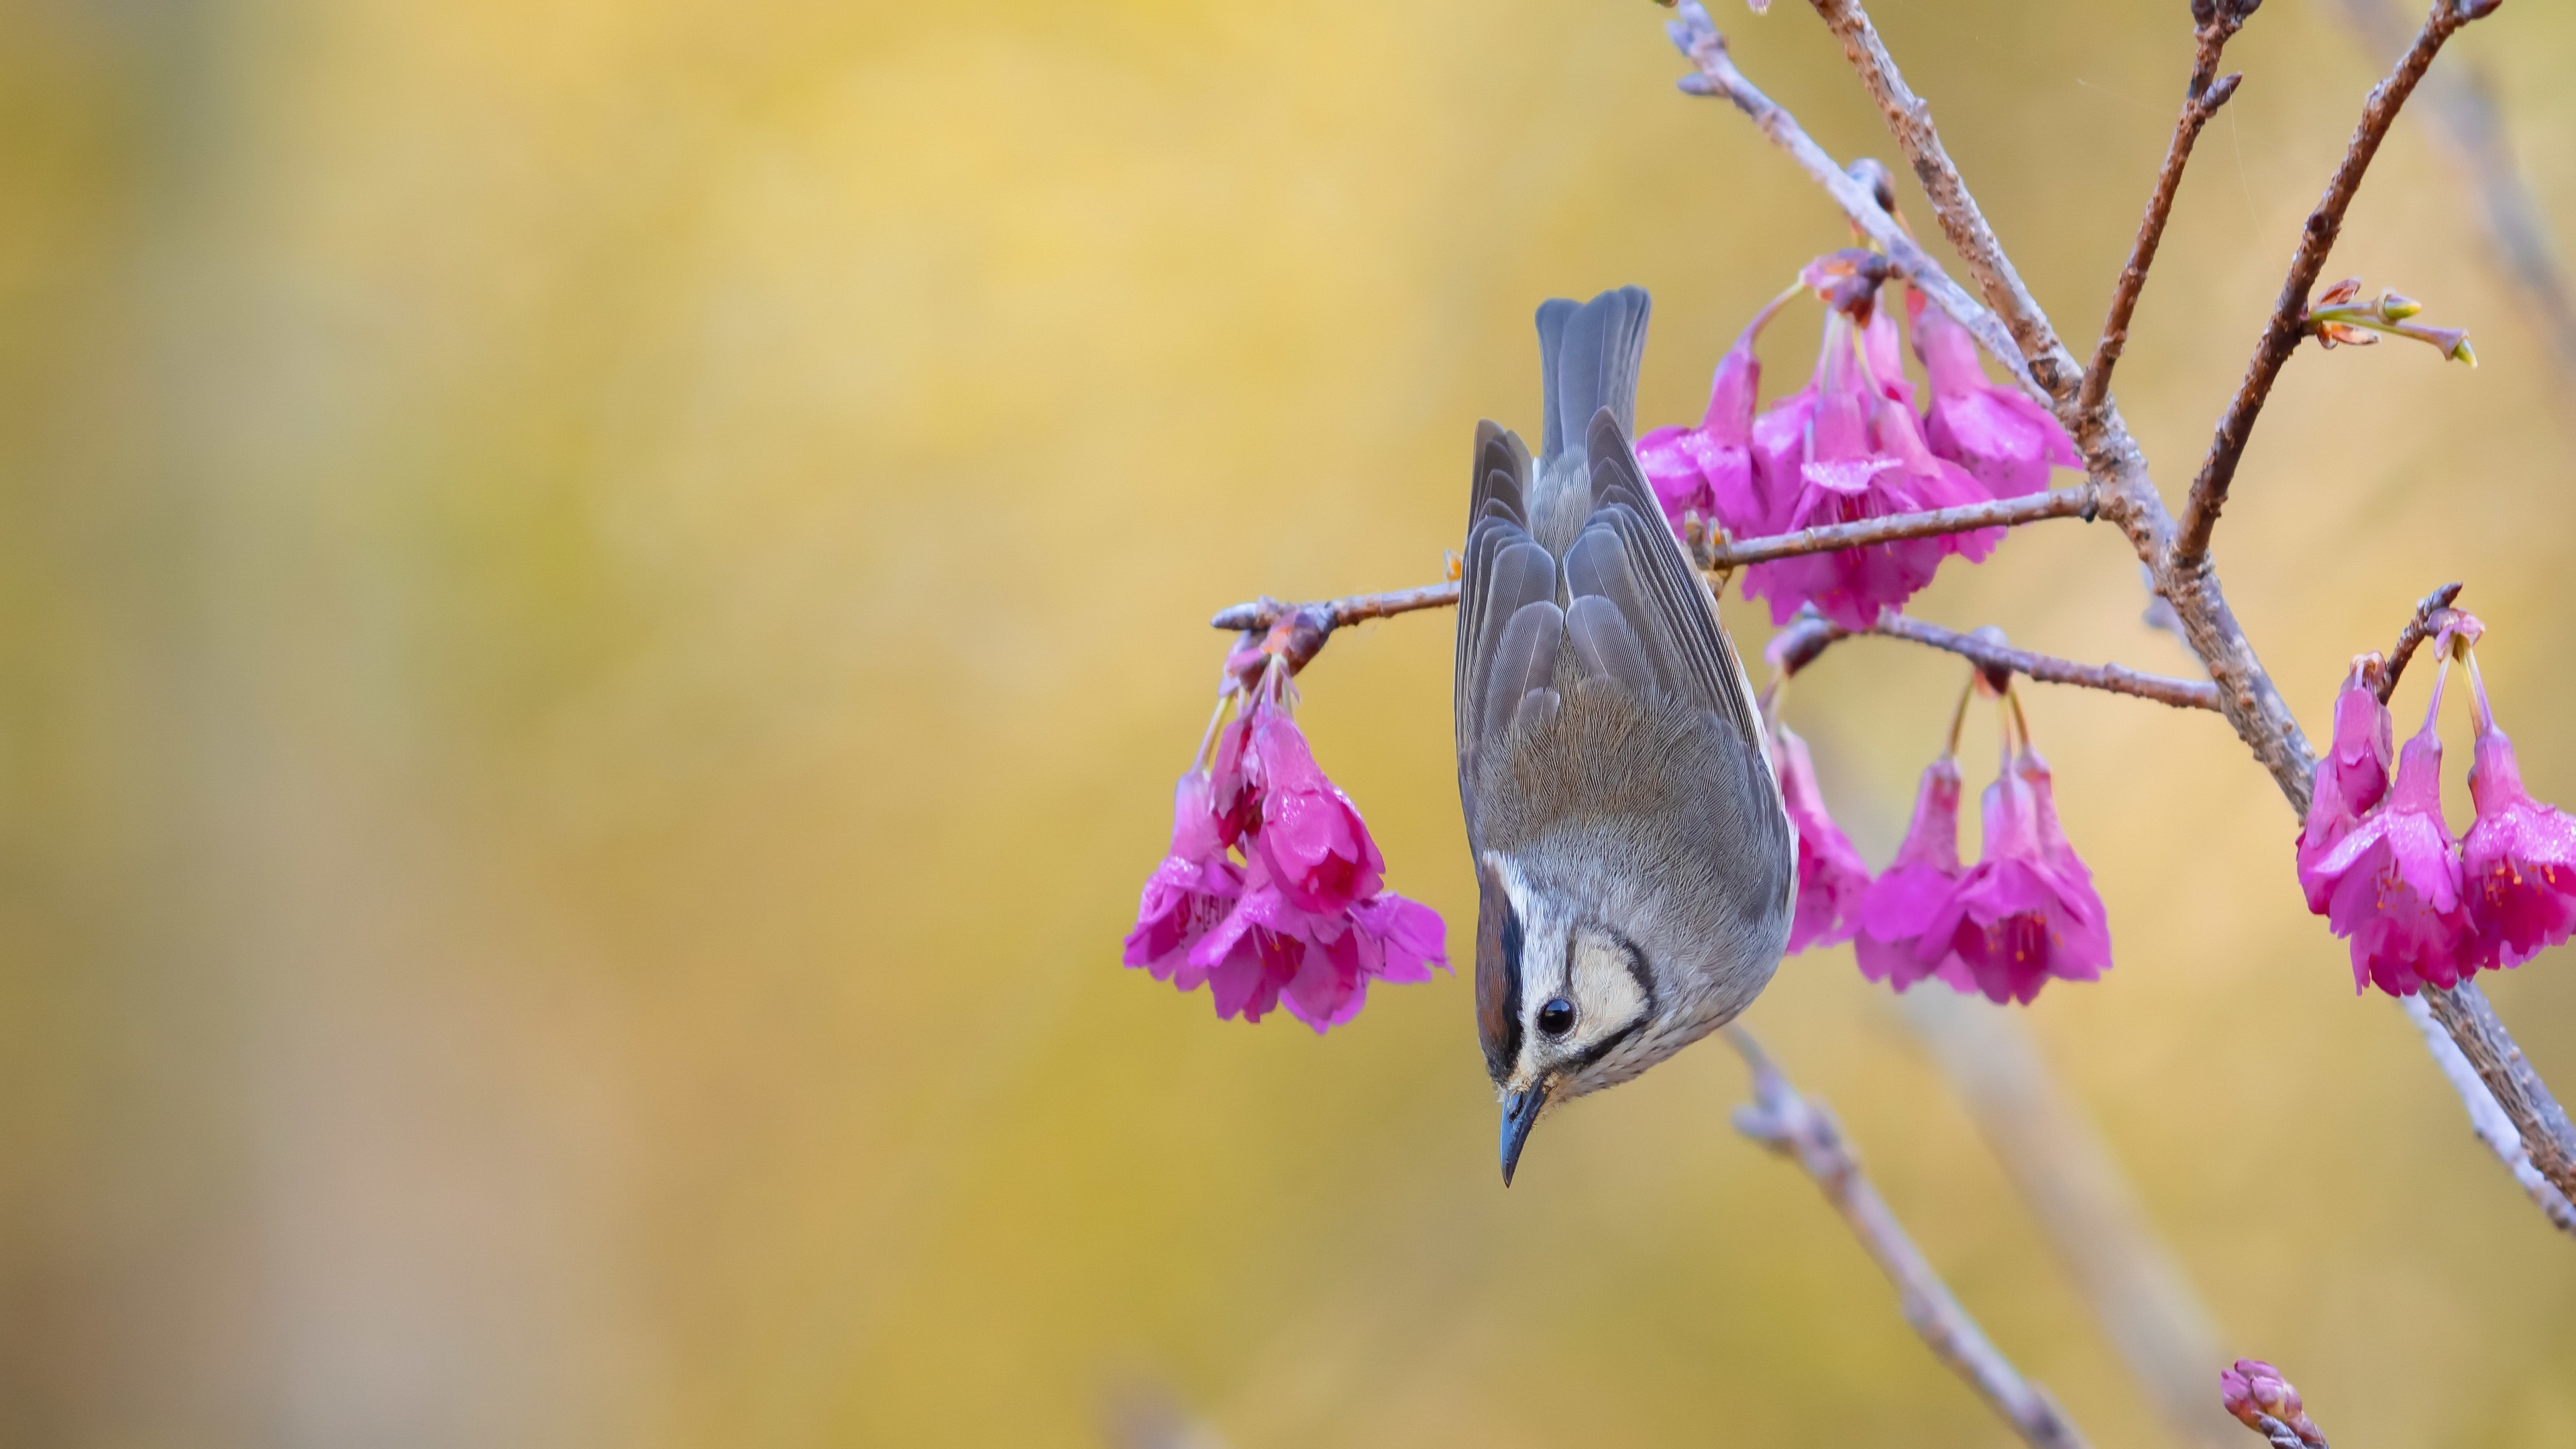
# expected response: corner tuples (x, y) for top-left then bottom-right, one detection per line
(1475, 853), (1666, 1185)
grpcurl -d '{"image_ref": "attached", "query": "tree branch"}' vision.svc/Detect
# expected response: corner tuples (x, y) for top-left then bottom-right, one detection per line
(2080, 20), (2248, 418)
(1803, 0), (2090, 405)
(1696, 485), (2098, 569)
(1771, 609), (2222, 712)
(1666, 8), (2043, 404)
(1681, 0), (2576, 1223)
(2173, 0), (2494, 568)
(1896, 993), (2242, 1449)
(2399, 994), (2576, 1236)
(2335, 0), (2576, 388)
(1727, 1028), (2092, 1449)
(1674, 0), (2318, 808)
(2371, 580), (2465, 704)
(1209, 487), (2095, 635)
(2418, 980), (2576, 1214)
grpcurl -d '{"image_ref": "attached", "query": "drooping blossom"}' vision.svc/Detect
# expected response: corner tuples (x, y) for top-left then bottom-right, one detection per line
(2306, 664), (2468, 996)
(2295, 657), (2394, 914)
(2220, 1358), (2327, 1448)
(1122, 769), (1245, 990)
(2461, 647), (2576, 971)
(1772, 722), (1870, 952)
(1854, 755), (1973, 992)
(1242, 710), (1384, 913)
(1189, 857), (1445, 1030)
(1913, 739), (2110, 1004)
(1638, 327), (1766, 543)
(1912, 290), (2079, 499)
(1127, 672), (1446, 1032)
(1741, 309), (1997, 630)
(2015, 745), (2092, 892)
(1862, 294), (1915, 407)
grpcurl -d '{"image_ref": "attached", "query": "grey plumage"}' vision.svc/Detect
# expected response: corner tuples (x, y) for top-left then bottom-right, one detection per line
(1456, 287), (1795, 1183)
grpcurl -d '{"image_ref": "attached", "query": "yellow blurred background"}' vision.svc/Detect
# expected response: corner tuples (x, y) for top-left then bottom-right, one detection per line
(1, 0), (2571, 1444)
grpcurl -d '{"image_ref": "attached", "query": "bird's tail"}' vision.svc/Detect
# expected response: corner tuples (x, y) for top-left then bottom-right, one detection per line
(1535, 286), (1652, 469)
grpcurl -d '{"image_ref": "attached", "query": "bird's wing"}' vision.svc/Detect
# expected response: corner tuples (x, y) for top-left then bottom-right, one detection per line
(1561, 407), (1764, 748)
(1456, 420), (1562, 846)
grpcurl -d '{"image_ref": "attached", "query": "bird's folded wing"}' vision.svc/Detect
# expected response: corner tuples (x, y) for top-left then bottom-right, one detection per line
(1456, 421), (1560, 844)
(1564, 407), (1764, 750)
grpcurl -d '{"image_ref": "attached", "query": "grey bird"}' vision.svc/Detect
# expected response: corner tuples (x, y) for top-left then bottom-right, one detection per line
(1455, 286), (1796, 1185)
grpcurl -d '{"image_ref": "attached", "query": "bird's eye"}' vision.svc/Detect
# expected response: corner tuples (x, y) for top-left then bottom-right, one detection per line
(1538, 998), (1576, 1037)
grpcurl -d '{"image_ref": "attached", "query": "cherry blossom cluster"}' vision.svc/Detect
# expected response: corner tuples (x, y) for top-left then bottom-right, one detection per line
(1768, 667), (2110, 1006)
(1123, 652), (1447, 1032)
(2297, 617), (2576, 996)
(1638, 250), (2078, 629)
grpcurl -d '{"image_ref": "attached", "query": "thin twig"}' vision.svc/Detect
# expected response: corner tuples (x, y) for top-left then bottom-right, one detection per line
(2418, 980), (2576, 1210)
(2332, 0), (2576, 386)
(1697, 486), (2098, 568)
(1726, 1028), (2091, 1449)
(1666, 8), (2043, 404)
(1209, 488), (2094, 635)
(1876, 616), (2221, 711)
(1802, 0), (2092, 405)
(1768, 608), (2218, 708)
(1896, 993), (2241, 1449)
(1682, 0), (2316, 802)
(1692, 0), (2576, 1220)
(2080, 21), (2248, 417)
(2398, 994), (2576, 1235)
(2372, 580), (2465, 703)
(2173, 0), (2493, 568)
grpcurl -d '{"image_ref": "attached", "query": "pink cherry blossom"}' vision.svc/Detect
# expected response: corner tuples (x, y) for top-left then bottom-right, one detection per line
(1123, 769), (1246, 989)
(1855, 756), (1974, 992)
(1915, 758), (2110, 1004)
(1189, 859), (1446, 1032)
(1246, 712), (1385, 914)
(1773, 723), (1870, 951)
(2308, 687), (2468, 996)
(1638, 330), (1766, 543)
(2296, 657), (2396, 914)
(1913, 292), (2079, 499)
(1863, 299), (1915, 407)
(2462, 657), (2576, 971)
(1742, 313), (1997, 630)
(1129, 677), (1446, 1032)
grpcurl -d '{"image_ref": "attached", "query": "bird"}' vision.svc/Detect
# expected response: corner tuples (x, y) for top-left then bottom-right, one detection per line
(1455, 286), (1796, 1186)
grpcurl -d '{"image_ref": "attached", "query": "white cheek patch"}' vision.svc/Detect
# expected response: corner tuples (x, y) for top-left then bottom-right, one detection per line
(1568, 939), (1646, 1042)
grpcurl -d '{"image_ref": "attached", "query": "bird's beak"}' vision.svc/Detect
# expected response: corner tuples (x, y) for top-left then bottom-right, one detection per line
(1499, 1082), (1548, 1186)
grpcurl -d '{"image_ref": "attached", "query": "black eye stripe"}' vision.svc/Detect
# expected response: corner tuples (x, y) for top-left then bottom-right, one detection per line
(1497, 894), (1525, 1065)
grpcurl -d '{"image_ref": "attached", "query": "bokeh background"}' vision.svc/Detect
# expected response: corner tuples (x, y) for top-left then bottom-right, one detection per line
(1, 0), (2573, 1445)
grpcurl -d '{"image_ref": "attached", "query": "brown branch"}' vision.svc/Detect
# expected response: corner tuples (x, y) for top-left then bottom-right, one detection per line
(2398, 995), (2576, 1236)
(2080, 22), (2248, 417)
(1666, 7), (2043, 404)
(2371, 580), (2465, 703)
(1896, 994), (2242, 1449)
(1727, 1028), (2092, 1449)
(2419, 981), (2576, 1215)
(2331, 0), (2576, 385)
(1696, 486), (2097, 569)
(1678, 0), (2315, 801)
(1687, 0), (2576, 1222)
(1878, 616), (2221, 711)
(1803, 0), (2091, 405)
(1209, 488), (2095, 636)
(2173, 0), (2494, 568)
(1768, 609), (2220, 710)
(1208, 581), (1460, 637)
